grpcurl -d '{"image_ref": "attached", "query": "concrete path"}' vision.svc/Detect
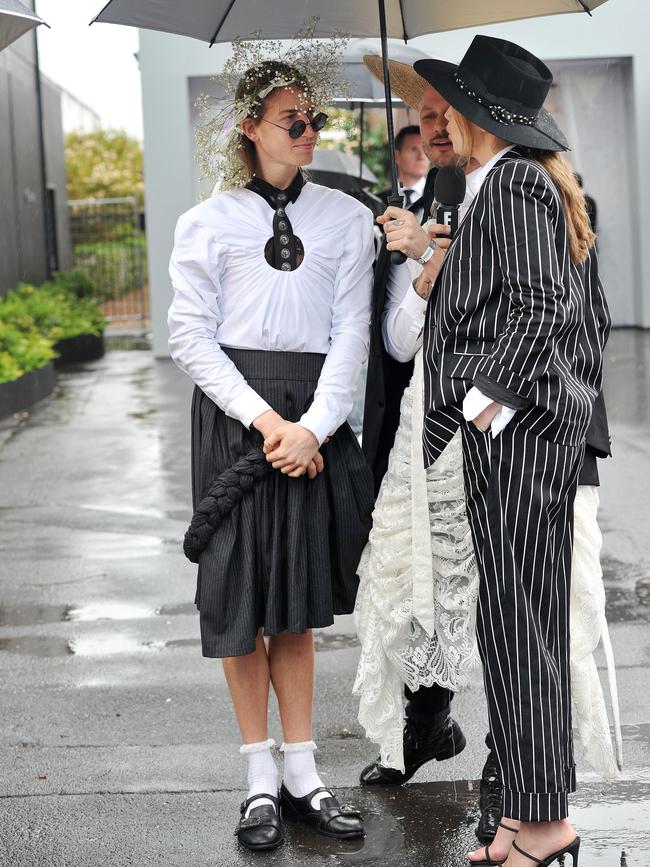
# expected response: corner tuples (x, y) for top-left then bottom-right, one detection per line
(1, 331), (649, 866)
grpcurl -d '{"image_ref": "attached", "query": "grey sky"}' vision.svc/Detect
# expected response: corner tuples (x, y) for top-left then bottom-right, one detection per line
(36, 0), (143, 138)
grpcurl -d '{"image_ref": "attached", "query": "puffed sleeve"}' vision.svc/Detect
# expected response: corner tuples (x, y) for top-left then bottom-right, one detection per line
(168, 215), (272, 427)
(298, 208), (375, 445)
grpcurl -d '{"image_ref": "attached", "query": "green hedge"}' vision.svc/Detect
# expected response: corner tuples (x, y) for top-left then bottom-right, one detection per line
(0, 271), (106, 384)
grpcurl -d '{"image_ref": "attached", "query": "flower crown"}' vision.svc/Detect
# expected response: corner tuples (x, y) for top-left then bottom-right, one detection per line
(196, 19), (349, 190)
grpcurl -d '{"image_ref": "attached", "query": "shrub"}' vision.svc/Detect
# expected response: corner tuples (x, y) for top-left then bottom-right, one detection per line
(0, 320), (55, 384)
(0, 272), (106, 384)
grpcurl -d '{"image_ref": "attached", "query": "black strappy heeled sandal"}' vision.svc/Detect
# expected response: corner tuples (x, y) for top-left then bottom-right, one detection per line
(512, 836), (580, 866)
(469, 821), (520, 866)
(235, 792), (284, 851)
(280, 784), (364, 839)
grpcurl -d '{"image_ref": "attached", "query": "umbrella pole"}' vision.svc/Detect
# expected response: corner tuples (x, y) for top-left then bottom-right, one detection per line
(378, 0), (400, 199)
(358, 102), (365, 182)
(378, 0), (406, 264)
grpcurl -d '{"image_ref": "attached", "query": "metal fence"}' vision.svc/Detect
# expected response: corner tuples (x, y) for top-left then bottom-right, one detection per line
(68, 196), (149, 329)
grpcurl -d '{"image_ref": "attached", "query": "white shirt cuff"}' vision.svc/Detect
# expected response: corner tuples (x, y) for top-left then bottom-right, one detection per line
(462, 386), (516, 438)
(401, 284), (430, 319)
(227, 388), (272, 430)
(298, 404), (332, 447)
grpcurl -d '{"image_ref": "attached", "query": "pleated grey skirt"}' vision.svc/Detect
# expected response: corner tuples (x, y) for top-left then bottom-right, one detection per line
(191, 348), (374, 658)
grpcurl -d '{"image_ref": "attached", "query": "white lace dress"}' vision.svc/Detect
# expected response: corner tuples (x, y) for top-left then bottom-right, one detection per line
(353, 348), (480, 771)
(353, 351), (622, 778)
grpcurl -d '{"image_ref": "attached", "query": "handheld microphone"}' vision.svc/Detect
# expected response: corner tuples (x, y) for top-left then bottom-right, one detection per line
(433, 165), (466, 237)
(386, 193), (407, 265)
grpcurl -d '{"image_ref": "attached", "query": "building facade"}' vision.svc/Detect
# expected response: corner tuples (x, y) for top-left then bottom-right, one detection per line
(0, 21), (71, 297)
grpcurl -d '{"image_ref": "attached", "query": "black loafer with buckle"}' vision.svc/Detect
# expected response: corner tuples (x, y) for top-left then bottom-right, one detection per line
(235, 792), (284, 851)
(280, 784), (364, 839)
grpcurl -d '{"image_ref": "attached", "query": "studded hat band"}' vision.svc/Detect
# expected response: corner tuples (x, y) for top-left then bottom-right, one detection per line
(454, 73), (538, 127)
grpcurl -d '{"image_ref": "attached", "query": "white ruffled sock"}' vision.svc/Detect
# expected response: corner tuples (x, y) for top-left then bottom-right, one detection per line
(281, 740), (330, 809)
(240, 738), (278, 818)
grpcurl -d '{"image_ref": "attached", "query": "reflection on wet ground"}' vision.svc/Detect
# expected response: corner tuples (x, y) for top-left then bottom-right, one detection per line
(1, 341), (649, 866)
(0, 600), (199, 627)
(0, 603), (357, 656)
(277, 781), (650, 866)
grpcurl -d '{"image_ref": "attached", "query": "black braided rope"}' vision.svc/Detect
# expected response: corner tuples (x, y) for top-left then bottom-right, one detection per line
(183, 449), (274, 563)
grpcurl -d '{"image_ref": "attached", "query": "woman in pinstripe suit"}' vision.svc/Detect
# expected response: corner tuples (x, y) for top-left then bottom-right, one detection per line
(413, 37), (608, 867)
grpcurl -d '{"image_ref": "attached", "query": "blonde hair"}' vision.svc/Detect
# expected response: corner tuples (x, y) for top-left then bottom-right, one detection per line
(448, 107), (595, 264)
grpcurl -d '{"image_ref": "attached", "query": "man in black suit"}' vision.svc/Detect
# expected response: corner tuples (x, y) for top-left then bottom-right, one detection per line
(376, 124), (429, 207)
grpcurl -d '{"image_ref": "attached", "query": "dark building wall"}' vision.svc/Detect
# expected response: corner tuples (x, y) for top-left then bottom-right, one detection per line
(42, 77), (73, 273)
(0, 27), (71, 297)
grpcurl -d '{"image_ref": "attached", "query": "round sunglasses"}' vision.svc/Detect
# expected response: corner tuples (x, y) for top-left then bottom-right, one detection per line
(261, 111), (328, 140)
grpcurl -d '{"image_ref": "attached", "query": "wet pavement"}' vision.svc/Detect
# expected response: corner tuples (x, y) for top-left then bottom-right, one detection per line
(0, 331), (649, 866)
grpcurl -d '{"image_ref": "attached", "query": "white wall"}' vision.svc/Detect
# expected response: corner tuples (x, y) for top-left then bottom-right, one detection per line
(139, 0), (650, 356)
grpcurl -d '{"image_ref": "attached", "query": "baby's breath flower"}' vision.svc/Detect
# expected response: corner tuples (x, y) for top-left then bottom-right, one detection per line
(196, 19), (349, 190)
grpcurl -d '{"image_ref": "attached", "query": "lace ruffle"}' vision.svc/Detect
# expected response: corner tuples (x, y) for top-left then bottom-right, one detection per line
(353, 351), (480, 771)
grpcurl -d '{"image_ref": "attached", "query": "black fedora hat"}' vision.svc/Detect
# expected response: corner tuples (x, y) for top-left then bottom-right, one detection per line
(414, 35), (568, 152)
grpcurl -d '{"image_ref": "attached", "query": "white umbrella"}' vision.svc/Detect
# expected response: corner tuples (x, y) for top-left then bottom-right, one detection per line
(309, 148), (378, 185)
(0, 0), (48, 51)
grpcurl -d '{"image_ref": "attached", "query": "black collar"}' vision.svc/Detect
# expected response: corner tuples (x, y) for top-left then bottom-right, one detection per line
(246, 171), (306, 210)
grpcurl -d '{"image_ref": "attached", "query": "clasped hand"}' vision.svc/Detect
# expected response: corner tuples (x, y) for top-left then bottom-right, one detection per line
(254, 410), (323, 479)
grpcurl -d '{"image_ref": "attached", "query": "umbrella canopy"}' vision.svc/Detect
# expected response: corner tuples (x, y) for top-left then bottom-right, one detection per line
(0, 0), (47, 51)
(93, 1), (609, 43)
(308, 148), (378, 187)
(93, 0), (609, 215)
(336, 37), (430, 105)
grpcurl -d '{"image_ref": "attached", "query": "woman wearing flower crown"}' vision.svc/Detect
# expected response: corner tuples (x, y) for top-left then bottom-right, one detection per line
(168, 51), (374, 851)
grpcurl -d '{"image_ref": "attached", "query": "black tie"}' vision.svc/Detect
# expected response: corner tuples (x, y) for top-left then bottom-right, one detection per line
(403, 188), (415, 207)
(246, 172), (305, 271)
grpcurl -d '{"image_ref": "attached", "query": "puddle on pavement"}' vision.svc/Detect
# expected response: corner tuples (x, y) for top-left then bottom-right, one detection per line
(276, 780), (650, 866)
(156, 603), (197, 617)
(67, 635), (168, 656)
(79, 503), (167, 520)
(605, 585), (650, 624)
(0, 600), (197, 627)
(314, 632), (360, 652)
(0, 636), (72, 657)
(66, 602), (156, 622)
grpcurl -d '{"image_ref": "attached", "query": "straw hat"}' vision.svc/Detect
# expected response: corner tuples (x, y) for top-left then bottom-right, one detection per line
(362, 54), (432, 111)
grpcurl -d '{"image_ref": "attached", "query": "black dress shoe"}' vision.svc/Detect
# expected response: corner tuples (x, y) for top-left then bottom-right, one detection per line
(476, 752), (503, 842)
(235, 792), (284, 851)
(280, 784), (364, 839)
(359, 714), (466, 786)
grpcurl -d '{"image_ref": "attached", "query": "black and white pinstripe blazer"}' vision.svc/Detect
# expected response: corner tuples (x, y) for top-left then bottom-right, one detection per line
(422, 146), (609, 466)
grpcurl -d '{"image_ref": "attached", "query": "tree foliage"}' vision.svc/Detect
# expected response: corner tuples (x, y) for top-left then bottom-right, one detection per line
(65, 129), (144, 202)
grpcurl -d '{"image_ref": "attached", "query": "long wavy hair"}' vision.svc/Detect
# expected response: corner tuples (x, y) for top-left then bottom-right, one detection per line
(448, 107), (595, 264)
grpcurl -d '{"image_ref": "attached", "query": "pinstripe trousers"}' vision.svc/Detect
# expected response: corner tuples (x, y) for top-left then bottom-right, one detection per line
(461, 420), (584, 822)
